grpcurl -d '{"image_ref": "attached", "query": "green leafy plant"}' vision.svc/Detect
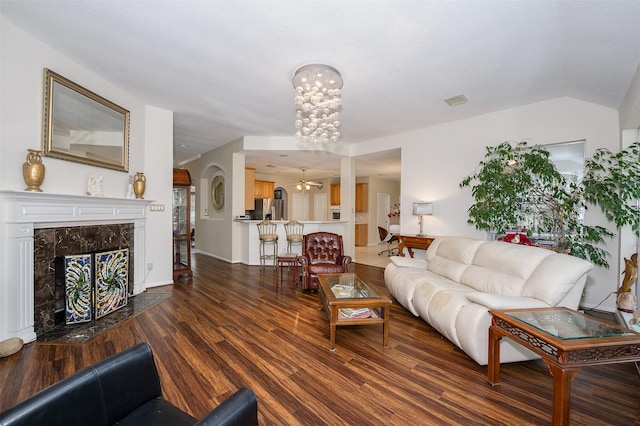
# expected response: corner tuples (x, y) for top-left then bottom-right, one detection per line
(460, 141), (640, 267)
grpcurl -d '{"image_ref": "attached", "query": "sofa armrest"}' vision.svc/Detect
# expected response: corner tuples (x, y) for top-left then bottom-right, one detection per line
(0, 368), (106, 426)
(465, 292), (550, 310)
(338, 255), (352, 267)
(193, 388), (258, 426)
(389, 256), (428, 269)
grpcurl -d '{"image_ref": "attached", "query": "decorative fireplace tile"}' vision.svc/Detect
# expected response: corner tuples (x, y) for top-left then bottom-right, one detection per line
(82, 227), (101, 253)
(55, 227), (83, 255)
(64, 254), (93, 324)
(95, 248), (129, 319)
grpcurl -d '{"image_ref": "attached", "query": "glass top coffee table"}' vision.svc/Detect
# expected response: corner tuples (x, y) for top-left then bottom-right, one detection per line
(317, 273), (392, 351)
(488, 307), (640, 425)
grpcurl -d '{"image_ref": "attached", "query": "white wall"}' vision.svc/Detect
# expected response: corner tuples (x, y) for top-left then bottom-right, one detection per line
(352, 97), (622, 310)
(620, 63), (640, 130)
(142, 106), (174, 287)
(186, 138), (244, 262)
(0, 19), (174, 289)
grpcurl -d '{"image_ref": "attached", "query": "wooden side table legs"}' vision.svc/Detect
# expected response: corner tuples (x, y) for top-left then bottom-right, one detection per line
(488, 322), (581, 426)
(487, 325), (502, 386)
(276, 254), (298, 289)
(543, 360), (580, 426)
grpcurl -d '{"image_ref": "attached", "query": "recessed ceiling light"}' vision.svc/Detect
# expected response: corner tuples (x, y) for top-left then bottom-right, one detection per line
(179, 143), (189, 148)
(444, 95), (468, 106)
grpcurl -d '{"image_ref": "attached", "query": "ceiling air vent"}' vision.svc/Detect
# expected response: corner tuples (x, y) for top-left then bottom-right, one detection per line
(444, 95), (468, 106)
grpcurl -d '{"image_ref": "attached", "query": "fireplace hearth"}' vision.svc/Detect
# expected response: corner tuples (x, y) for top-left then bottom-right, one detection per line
(37, 291), (170, 344)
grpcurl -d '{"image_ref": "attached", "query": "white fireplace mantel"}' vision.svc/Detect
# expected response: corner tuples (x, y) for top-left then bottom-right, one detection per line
(0, 190), (152, 343)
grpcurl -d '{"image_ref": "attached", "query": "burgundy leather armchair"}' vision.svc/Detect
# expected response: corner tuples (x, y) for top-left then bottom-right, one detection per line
(298, 232), (352, 290)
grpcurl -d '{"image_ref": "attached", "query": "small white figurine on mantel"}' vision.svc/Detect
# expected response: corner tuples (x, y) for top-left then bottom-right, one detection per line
(126, 174), (135, 199)
(87, 173), (103, 196)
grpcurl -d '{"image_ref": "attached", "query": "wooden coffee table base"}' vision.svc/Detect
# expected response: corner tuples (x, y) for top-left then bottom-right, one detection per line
(317, 273), (392, 351)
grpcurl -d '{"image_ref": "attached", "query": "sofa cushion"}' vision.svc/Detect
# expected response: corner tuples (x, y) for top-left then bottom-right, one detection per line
(113, 398), (197, 426)
(475, 242), (552, 278)
(384, 264), (436, 316)
(425, 236), (484, 264)
(415, 287), (474, 346)
(460, 266), (526, 296)
(465, 292), (551, 310)
(426, 237), (484, 282)
(522, 253), (593, 306)
(411, 274), (474, 323)
(459, 242), (553, 296)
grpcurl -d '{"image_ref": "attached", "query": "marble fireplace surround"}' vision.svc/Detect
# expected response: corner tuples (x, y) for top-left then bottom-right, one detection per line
(0, 191), (151, 344)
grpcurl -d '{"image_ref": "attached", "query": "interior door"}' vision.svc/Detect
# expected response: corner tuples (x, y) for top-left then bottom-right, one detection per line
(377, 193), (390, 234)
(314, 193), (328, 221)
(291, 193), (309, 221)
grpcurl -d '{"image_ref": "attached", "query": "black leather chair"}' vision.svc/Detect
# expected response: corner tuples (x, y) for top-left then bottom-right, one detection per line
(0, 343), (258, 426)
(298, 232), (352, 290)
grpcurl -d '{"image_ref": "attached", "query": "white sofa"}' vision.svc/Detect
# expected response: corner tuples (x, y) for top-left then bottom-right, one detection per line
(384, 236), (593, 365)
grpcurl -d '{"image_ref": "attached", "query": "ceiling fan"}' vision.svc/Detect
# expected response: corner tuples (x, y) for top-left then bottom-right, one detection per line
(293, 168), (323, 192)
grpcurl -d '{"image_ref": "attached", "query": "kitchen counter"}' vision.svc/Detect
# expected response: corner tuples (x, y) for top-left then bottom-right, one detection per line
(234, 220), (347, 224)
(235, 220), (350, 266)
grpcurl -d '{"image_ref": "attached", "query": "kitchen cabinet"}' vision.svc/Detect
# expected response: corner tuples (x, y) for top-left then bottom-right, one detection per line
(330, 184), (340, 206)
(355, 224), (368, 246)
(254, 180), (274, 199)
(331, 182), (367, 210)
(173, 168), (193, 281)
(245, 168), (255, 210)
(356, 183), (368, 212)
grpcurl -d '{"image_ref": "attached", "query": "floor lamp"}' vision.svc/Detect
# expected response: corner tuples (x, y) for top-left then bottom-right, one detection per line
(413, 202), (433, 236)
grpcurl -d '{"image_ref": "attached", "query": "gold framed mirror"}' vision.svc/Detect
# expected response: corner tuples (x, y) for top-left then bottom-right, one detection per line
(42, 68), (130, 172)
(211, 175), (225, 210)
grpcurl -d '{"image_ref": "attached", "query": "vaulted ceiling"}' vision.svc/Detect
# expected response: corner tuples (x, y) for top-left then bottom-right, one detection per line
(3, 1), (640, 181)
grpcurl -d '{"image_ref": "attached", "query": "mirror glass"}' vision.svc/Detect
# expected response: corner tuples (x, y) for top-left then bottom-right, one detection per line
(43, 68), (130, 172)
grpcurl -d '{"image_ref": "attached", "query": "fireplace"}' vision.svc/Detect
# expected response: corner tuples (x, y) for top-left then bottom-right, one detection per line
(0, 191), (151, 344)
(34, 224), (134, 336)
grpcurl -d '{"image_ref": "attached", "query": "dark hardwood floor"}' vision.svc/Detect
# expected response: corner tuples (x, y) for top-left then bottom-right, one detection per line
(1, 253), (639, 425)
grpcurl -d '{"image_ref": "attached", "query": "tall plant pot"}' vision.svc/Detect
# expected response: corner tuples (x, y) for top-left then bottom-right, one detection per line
(22, 149), (45, 192)
(133, 172), (146, 199)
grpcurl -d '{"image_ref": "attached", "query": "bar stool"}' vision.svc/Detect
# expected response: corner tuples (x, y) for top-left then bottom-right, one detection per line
(284, 220), (304, 254)
(257, 220), (278, 269)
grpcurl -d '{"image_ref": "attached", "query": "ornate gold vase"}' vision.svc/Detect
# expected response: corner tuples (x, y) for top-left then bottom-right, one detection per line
(133, 172), (146, 199)
(22, 149), (45, 192)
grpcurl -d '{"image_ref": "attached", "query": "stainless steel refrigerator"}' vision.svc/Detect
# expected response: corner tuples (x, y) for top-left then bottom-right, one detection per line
(253, 198), (286, 220)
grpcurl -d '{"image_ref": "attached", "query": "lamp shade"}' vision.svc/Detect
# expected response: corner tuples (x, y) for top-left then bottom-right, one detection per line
(413, 202), (433, 215)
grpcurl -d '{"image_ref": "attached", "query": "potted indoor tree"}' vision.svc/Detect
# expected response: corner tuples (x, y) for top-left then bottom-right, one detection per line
(460, 140), (640, 268)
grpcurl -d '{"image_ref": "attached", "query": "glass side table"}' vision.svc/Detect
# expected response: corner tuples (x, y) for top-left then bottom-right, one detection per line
(487, 307), (640, 425)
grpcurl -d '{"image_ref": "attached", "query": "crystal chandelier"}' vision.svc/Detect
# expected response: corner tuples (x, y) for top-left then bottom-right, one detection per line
(292, 64), (343, 144)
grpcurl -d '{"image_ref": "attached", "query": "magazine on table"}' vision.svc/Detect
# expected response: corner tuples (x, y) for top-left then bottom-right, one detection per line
(338, 307), (372, 318)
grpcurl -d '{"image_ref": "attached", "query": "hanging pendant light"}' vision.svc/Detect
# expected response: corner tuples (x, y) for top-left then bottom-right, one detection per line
(292, 64), (343, 144)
